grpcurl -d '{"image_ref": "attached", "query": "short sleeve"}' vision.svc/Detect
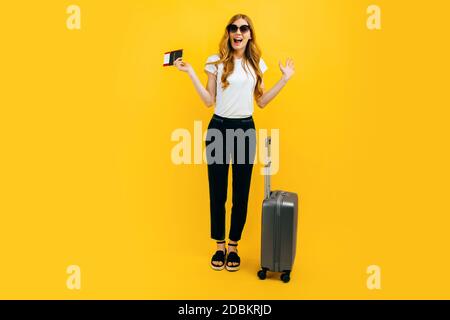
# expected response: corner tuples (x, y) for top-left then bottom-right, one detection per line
(204, 54), (220, 75)
(259, 58), (268, 74)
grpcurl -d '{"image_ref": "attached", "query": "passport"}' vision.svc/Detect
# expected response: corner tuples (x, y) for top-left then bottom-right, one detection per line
(163, 49), (183, 66)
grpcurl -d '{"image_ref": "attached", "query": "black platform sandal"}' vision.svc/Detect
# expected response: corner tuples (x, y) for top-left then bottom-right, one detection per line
(211, 240), (227, 271)
(226, 243), (240, 271)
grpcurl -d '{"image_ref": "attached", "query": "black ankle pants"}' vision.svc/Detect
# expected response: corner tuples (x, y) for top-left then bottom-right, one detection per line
(205, 114), (256, 242)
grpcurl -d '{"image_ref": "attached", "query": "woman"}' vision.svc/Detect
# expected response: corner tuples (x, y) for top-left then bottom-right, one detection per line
(174, 13), (295, 271)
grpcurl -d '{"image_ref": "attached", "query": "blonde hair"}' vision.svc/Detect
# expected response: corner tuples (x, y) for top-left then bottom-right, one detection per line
(206, 14), (264, 101)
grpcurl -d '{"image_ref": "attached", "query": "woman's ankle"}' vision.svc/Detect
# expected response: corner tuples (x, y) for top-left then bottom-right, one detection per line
(216, 240), (226, 252)
(228, 240), (238, 252)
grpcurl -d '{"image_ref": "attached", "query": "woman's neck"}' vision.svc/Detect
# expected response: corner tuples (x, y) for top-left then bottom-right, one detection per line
(233, 48), (245, 59)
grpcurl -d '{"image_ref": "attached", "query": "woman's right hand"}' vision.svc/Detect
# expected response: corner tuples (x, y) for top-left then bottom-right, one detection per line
(173, 57), (192, 73)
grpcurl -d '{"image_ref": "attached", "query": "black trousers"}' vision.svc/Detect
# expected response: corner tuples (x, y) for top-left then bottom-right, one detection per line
(205, 113), (256, 242)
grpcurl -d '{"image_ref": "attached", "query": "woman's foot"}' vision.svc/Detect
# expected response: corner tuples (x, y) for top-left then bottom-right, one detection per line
(211, 240), (227, 271)
(226, 241), (240, 271)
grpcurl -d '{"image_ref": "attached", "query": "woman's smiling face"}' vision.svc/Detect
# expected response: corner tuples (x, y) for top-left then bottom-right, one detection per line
(228, 18), (252, 51)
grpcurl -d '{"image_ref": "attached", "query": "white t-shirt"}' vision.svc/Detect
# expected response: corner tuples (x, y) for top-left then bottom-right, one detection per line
(204, 54), (268, 118)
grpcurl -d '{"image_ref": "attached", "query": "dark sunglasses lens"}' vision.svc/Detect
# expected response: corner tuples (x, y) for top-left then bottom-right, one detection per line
(240, 25), (250, 33)
(228, 24), (238, 33)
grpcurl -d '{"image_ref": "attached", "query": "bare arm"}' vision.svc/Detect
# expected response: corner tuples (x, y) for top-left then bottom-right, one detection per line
(256, 78), (288, 108)
(256, 58), (295, 108)
(173, 57), (215, 107)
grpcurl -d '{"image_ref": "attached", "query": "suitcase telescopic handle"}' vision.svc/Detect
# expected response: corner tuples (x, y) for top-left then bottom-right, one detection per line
(265, 136), (271, 158)
(264, 136), (272, 199)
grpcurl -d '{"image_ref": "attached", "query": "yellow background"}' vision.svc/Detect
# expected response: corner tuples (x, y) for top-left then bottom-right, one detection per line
(0, 0), (449, 299)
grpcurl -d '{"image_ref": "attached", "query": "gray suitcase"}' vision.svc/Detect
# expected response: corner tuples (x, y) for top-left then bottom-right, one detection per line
(258, 137), (299, 283)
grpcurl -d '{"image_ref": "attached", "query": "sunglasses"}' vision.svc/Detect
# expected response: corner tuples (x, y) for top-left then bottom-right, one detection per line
(227, 24), (251, 34)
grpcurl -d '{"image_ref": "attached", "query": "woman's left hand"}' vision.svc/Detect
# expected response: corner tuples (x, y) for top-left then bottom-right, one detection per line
(279, 58), (295, 82)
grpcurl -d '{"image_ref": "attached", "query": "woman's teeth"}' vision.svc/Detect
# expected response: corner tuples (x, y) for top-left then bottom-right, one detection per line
(234, 39), (243, 44)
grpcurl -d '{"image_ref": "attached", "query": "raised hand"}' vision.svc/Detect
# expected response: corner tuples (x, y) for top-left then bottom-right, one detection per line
(173, 57), (192, 73)
(279, 58), (295, 82)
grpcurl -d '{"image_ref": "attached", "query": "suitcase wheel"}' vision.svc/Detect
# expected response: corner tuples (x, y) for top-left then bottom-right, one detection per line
(257, 268), (268, 280)
(280, 271), (291, 283)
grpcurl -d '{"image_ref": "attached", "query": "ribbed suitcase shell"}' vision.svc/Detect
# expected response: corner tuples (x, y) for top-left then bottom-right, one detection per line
(261, 190), (298, 273)
(259, 136), (299, 281)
